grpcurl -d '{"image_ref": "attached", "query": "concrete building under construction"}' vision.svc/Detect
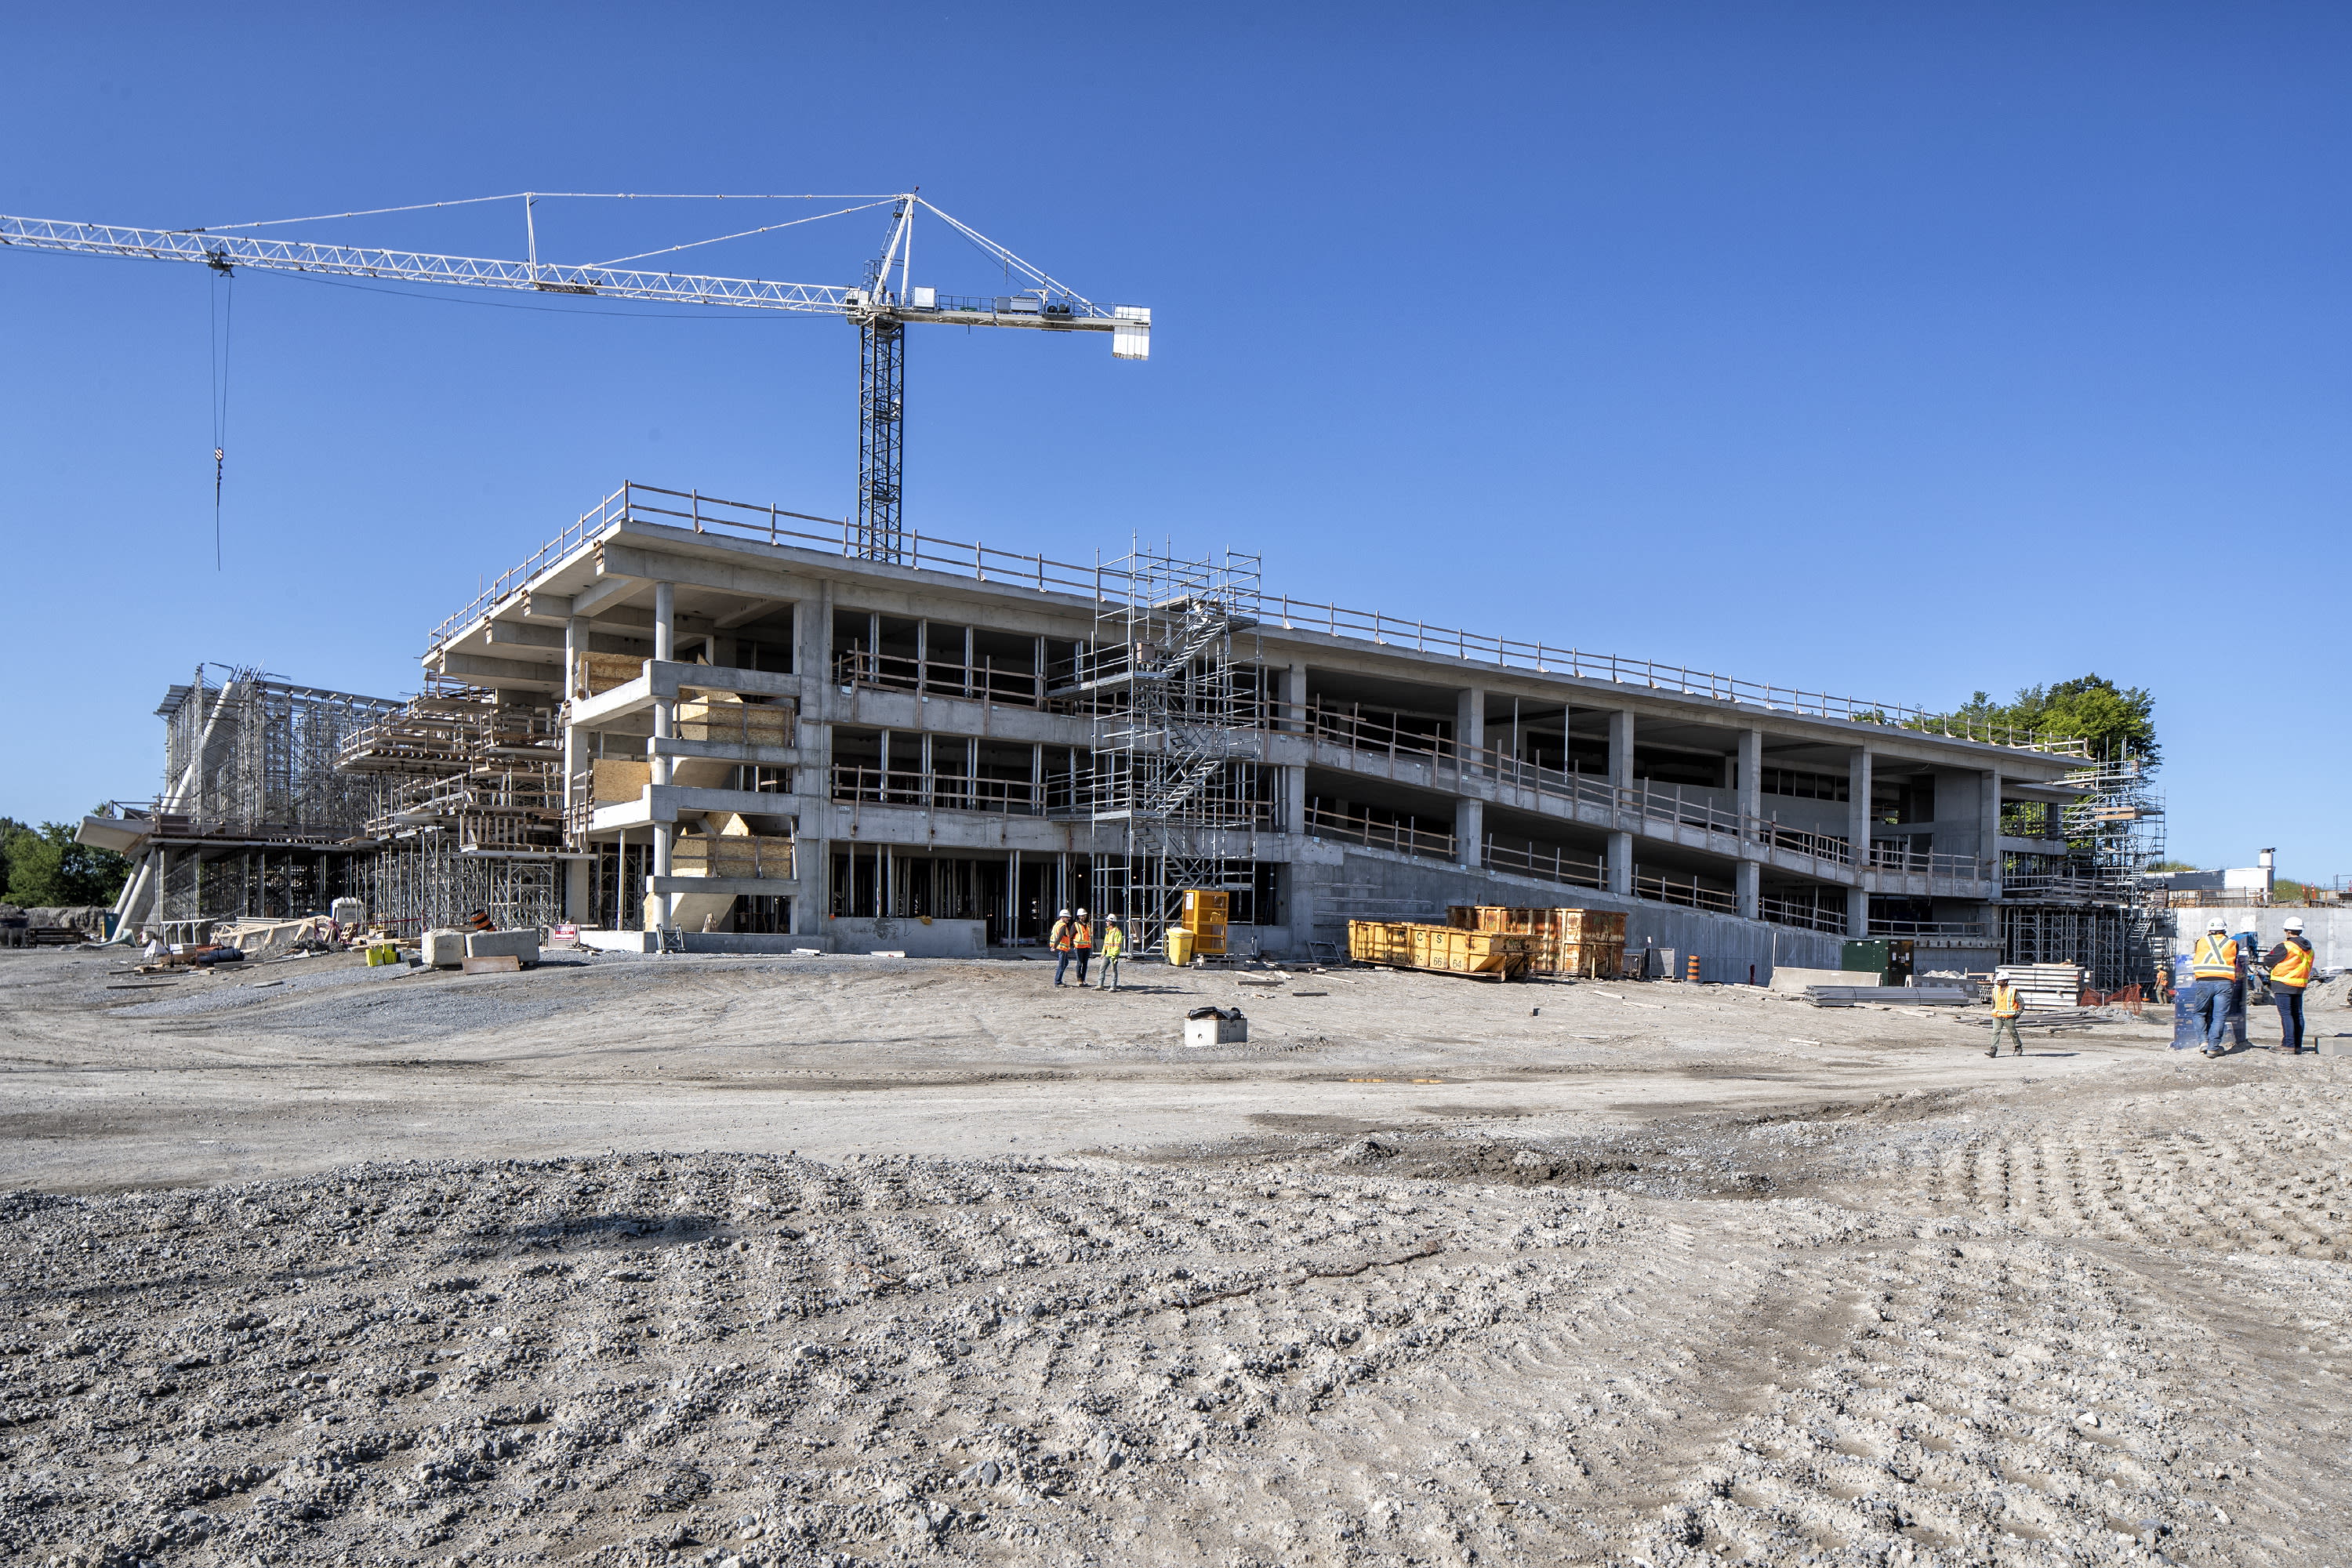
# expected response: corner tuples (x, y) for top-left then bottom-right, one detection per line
(97, 481), (2148, 980)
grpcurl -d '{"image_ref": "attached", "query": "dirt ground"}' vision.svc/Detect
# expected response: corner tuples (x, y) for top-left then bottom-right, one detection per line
(1, 947), (2347, 1567)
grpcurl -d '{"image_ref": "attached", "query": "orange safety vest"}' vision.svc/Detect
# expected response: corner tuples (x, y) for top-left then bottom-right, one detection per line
(1991, 981), (2021, 1019)
(1074, 921), (1094, 950)
(2271, 938), (2314, 989)
(2191, 934), (2238, 982)
(1050, 918), (1075, 952)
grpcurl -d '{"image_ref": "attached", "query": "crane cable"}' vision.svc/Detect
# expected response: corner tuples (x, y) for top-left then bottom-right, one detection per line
(209, 268), (232, 571)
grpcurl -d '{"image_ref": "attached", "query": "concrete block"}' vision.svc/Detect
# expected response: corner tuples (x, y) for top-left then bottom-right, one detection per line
(1184, 1014), (1249, 1048)
(465, 929), (540, 965)
(2318, 1035), (2352, 1058)
(423, 929), (469, 968)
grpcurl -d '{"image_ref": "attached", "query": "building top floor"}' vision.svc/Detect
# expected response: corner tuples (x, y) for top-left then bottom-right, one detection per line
(423, 481), (2092, 795)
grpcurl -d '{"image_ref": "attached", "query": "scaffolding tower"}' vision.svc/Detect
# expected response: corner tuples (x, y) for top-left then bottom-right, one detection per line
(1998, 749), (2165, 988)
(336, 677), (568, 933)
(1052, 547), (1266, 953)
(158, 666), (401, 840)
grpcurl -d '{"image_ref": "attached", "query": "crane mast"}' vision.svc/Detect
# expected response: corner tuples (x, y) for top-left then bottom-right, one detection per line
(0, 195), (1148, 564)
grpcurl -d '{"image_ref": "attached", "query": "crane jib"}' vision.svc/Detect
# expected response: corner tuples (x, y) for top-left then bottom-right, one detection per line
(2, 205), (1149, 566)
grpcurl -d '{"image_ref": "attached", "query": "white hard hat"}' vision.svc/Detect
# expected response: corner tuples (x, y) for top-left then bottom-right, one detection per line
(1058, 908), (1070, 917)
(2285, 916), (2306, 933)
(1076, 908), (1089, 916)
(2206, 916), (2227, 931)
(1108, 913), (1121, 922)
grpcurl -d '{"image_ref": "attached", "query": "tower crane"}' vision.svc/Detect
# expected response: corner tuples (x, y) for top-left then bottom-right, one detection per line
(0, 193), (1149, 561)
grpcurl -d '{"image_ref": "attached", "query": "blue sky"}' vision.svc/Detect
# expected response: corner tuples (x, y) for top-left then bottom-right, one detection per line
(5, 4), (2346, 878)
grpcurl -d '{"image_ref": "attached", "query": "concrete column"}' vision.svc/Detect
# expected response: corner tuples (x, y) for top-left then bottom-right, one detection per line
(1979, 768), (2002, 891)
(1846, 745), (1872, 869)
(1456, 687), (1485, 762)
(1736, 859), (1760, 921)
(1607, 709), (1635, 793)
(1457, 798), (1483, 869)
(652, 582), (677, 789)
(1737, 728), (1762, 830)
(1282, 661), (1309, 833)
(562, 614), (590, 922)
(1846, 744), (1872, 940)
(790, 586), (833, 937)
(1607, 709), (1636, 897)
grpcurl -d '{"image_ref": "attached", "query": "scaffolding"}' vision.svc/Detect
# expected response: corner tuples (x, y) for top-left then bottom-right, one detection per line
(1051, 547), (1267, 953)
(1998, 750), (2165, 988)
(336, 677), (568, 933)
(156, 666), (401, 841)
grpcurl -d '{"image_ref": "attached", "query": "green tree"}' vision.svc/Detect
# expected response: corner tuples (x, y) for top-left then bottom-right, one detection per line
(1918, 674), (2158, 763)
(2, 813), (133, 907)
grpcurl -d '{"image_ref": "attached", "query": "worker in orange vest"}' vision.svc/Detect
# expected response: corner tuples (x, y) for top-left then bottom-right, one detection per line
(2187, 916), (2241, 1059)
(1071, 907), (1096, 985)
(1986, 975), (2024, 1058)
(2264, 916), (2316, 1054)
(1049, 908), (1077, 986)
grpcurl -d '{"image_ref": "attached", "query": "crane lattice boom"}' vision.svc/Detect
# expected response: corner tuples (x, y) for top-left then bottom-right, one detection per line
(0, 196), (1149, 562)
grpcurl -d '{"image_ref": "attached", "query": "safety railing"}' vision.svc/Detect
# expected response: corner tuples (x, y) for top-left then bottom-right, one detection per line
(833, 644), (1049, 708)
(1302, 804), (1457, 862)
(1867, 841), (1985, 880)
(1479, 839), (1606, 891)
(1633, 868), (1738, 915)
(1759, 895), (1849, 934)
(831, 764), (1040, 816)
(1301, 706), (1861, 866)
(430, 481), (2091, 755)
(1867, 919), (1992, 939)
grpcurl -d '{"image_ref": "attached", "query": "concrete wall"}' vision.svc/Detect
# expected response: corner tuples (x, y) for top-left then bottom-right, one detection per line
(2161, 907), (2352, 973)
(1295, 848), (1844, 982)
(828, 916), (988, 957)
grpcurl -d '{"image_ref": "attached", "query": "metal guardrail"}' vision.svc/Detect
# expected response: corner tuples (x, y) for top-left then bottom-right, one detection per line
(430, 481), (2092, 755)
(1868, 920), (1994, 939)
(1759, 896), (1849, 934)
(1479, 838), (1606, 891)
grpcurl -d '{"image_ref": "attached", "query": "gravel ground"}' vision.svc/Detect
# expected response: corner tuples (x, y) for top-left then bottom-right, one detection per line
(2, 951), (2347, 1565)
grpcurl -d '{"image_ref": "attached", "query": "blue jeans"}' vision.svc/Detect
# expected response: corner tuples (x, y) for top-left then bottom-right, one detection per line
(2276, 986), (2307, 1051)
(1054, 949), (1073, 985)
(2187, 978), (2235, 1051)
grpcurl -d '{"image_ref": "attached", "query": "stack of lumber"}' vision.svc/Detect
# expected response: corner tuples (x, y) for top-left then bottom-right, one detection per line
(1994, 964), (2086, 1011)
(1806, 984), (1976, 1008)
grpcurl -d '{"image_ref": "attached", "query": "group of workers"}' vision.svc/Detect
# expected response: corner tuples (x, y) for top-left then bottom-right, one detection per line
(1047, 908), (1127, 990)
(2183, 915), (2318, 1058)
(1986, 914), (2319, 1060)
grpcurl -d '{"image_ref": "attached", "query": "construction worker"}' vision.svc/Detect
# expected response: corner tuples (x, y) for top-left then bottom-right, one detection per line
(2151, 960), (2173, 1005)
(1095, 914), (1127, 991)
(1987, 975), (2024, 1058)
(2187, 915), (2241, 1059)
(2264, 916), (2316, 1054)
(1072, 908), (1095, 985)
(1049, 908), (1076, 986)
